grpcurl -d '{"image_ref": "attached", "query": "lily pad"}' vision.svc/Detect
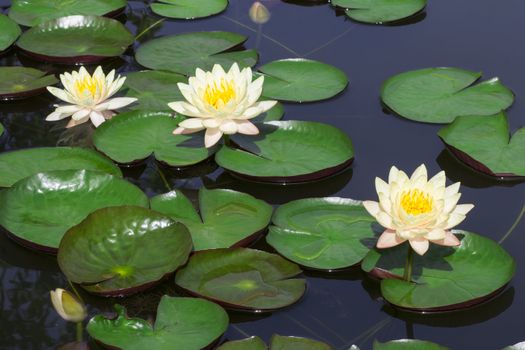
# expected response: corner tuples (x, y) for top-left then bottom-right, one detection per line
(438, 112), (525, 178)
(151, 0), (228, 19)
(361, 231), (516, 311)
(258, 59), (348, 102)
(87, 296), (228, 349)
(135, 31), (258, 76)
(17, 15), (134, 64)
(215, 121), (354, 183)
(58, 206), (192, 295)
(175, 248), (306, 311)
(93, 111), (214, 166)
(151, 188), (272, 251)
(218, 337), (267, 350)
(0, 14), (21, 51)
(332, 0), (427, 24)
(0, 123), (3, 136)
(267, 198), (376, 270)
(0, 147), (122, 188)
(8, 0), (127, 27)
(373, 339), (449, 350)
(218, 335), (332, 350)
(0, 169), (148, 252)
(381, 67), (514, 123)
(0, 67), (58, 100)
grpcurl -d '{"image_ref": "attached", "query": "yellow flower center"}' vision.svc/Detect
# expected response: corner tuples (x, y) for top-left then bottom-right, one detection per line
(204, 79), (236, 109)
(400, 189), (433, 215)
(75, 76), (101, 98)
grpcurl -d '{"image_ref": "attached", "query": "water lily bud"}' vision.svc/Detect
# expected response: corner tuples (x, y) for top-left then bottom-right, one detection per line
(50, 288), (87, 323)
(249, 2), (271, 24)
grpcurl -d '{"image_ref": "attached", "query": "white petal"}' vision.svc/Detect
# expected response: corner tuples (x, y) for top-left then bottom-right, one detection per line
(46, 111), (69, 121)
(168, 101), (205, 118)
(453, 204), (474, 215)
(377, 230), (406, 249)
(54, 105), (82, 114)
(179, 118), (204, 129)
(90, 111), (106, 127)
(409, 238), (430, 255)
(204, 128), (223, 148)
(363, 201), (381, 216)
(72, 109), (91, 121)
(236, 120), (259, 135)
(410, 164), (428, 182)
(219, 120), (238, 134)
(431, 231), (461, 247)
(96, 97), (137, 111)
(425, 228), (446, 240)
(66, 116), (89, 128)
(47, 86), (76, 104)
(202, 119), (221, 128)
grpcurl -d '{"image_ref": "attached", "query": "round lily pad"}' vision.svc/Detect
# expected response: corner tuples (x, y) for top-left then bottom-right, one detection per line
(373, 339), (449, 350)
(93, 111), (215, 166)
(438, 113), (525, 178)
(258, 59), (348, 102)
(8, 0), (127, 27)
(0, 67), (58, 100)
(361, 231), (516, 311)
(0, 14), (21, 51)
(135, 31), (258, 76)
(381, 67), (514, 123)
(215, 121), (354, 183)
(151, 0), (228, 19)
(150, 188), (273, 251)
(332, 0), (427, 24)
(87, 296), (228, 349)
(58, 206), (192, 295)
(175, 248), (306, 311)
(17, 15), (134, 64)
(218, 337), (267, 350)
(218, 335), (333, 350)
(0, 147), (122, 188)
(267, 198), (376, 270)
(0, 169), (148, 252)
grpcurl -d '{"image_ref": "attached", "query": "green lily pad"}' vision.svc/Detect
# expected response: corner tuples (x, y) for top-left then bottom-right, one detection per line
(259, 101), (285, 122)
(332, 0), (427, 24)
(8, 0), (127, 27)
(373, 339), (449, 350)
(0, 14), (21, 51)
(0, 169), (148, 252)
(17, 15), (134, 64)
(381, 67), (514, 123)
(135, 31), (258, 76)
(0, 147), (122, 188)
(151, 0), (228, 19)
(150, 188), (272, 251)
(0, 123), (4, 136)
(93, 111), (215, 166)
(218, 337), (267, 350)
(0, 67), (58, 100)
(267, 198), (376, 270)
(87, 296), (228, 349)
(58, 206), (192, 295)
(215, 121), (354, 183)
(361, 231), (516, 311)
(258, 59), (348, 102)
(504, 342), (525, 350)
(218, 335), (333, 350)
(438, 112), (525, 177)
(175, 248), (306, 311)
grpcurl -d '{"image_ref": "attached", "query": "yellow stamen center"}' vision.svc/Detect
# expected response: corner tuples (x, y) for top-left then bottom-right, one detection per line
(74, 76), (101, 98)
(400, 189), (433, 215)
(204, 79), (236, 109)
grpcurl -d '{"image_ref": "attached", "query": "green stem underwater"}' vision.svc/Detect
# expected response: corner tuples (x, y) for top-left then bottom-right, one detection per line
(76, 322), (83, 342)
(403, 245), (413, 282)
(135, 18), (165, 41)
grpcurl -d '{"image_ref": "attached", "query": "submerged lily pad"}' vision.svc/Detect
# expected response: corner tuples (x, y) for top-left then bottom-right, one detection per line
(362, 231), (516, 311)
(93, 111), (214, 166)
(0, 15), (21, 51)
(438, 113), (525, 178)
(0, 170), (148, 252)
(8, 0), (127, 27)
(373, 339), (449, 350)
(258, 59), (348, 102)
(0, 147), (122, 187)
(150, 188), (272, 251)
(87, 296), (228, 349)
(151, 0), (228, 19)
(17, 15), (134, 64)
(215, 121), (354, 183)
(135, 31), (258, 76)
(332, 0), (427, 24)
(175, 248), (306, 311)
(218, 335), (332, 350)
(0, 67), (58, 100)
(58, 206), (192, 295)
(267, 198), (376, 270)
(381, 67), (514, 123)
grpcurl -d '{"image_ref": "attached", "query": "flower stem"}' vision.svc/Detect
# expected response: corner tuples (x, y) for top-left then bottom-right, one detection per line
(76, 322), (83, 342)
(135, 18), (165, 41)
(403, 246), (413, 282)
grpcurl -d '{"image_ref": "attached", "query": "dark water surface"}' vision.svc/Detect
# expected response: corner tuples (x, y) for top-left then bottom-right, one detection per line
(1, 0), (525, 349)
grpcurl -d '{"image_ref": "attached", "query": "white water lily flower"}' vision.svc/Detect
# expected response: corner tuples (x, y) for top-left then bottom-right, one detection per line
(46, 66), (137, 128)
(363, 164), (474, 256)
(50, 288), (87, 323)
(168, 63), (278, 148)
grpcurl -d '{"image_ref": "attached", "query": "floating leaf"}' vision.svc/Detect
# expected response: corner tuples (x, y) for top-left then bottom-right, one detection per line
(151, 188), (272, 251)
(218, 335), (333, 350)
(87, 296), (228, 349)
(373, 339), (449, 350)
(0, 123), (4, 136)
(151, 0), (228, 19)
(332, 0), (426, 24)
(381, 67), (514, 123)
(58, 206), (192, 295)
(0, 170), (148, 252)
(0, 67), (58, 100)
(0, 14), (21, 51)
(175, 248), (306, 311)
(218, 337), (267, 350)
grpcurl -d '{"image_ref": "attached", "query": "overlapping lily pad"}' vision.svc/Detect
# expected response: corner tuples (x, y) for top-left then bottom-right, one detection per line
(381, 68), (514, 123)
(150, 188), (273, 251)
(135, 31), (258, 76)
(93, 111), (214, 166)
(438, 113), (525, 178)
(0, 67), (58, 100)
(17, 15), (134, 64)
(151, 0), (228, 19)
(373, 340), (449, 350)
(267, 198), (376, 270)
(0, 169), (148, 252)
(332, 0), (427, 24)
(215, 121), (354, 183)
(87, 296), (228, 349)
(58, 206), (192, 295)
(0, 15), (21, 51)
(0, 147), (122, 187)
(175, 248), (306, 311)
(218, 335), (332, 349)
(361, 231), (516, 311)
